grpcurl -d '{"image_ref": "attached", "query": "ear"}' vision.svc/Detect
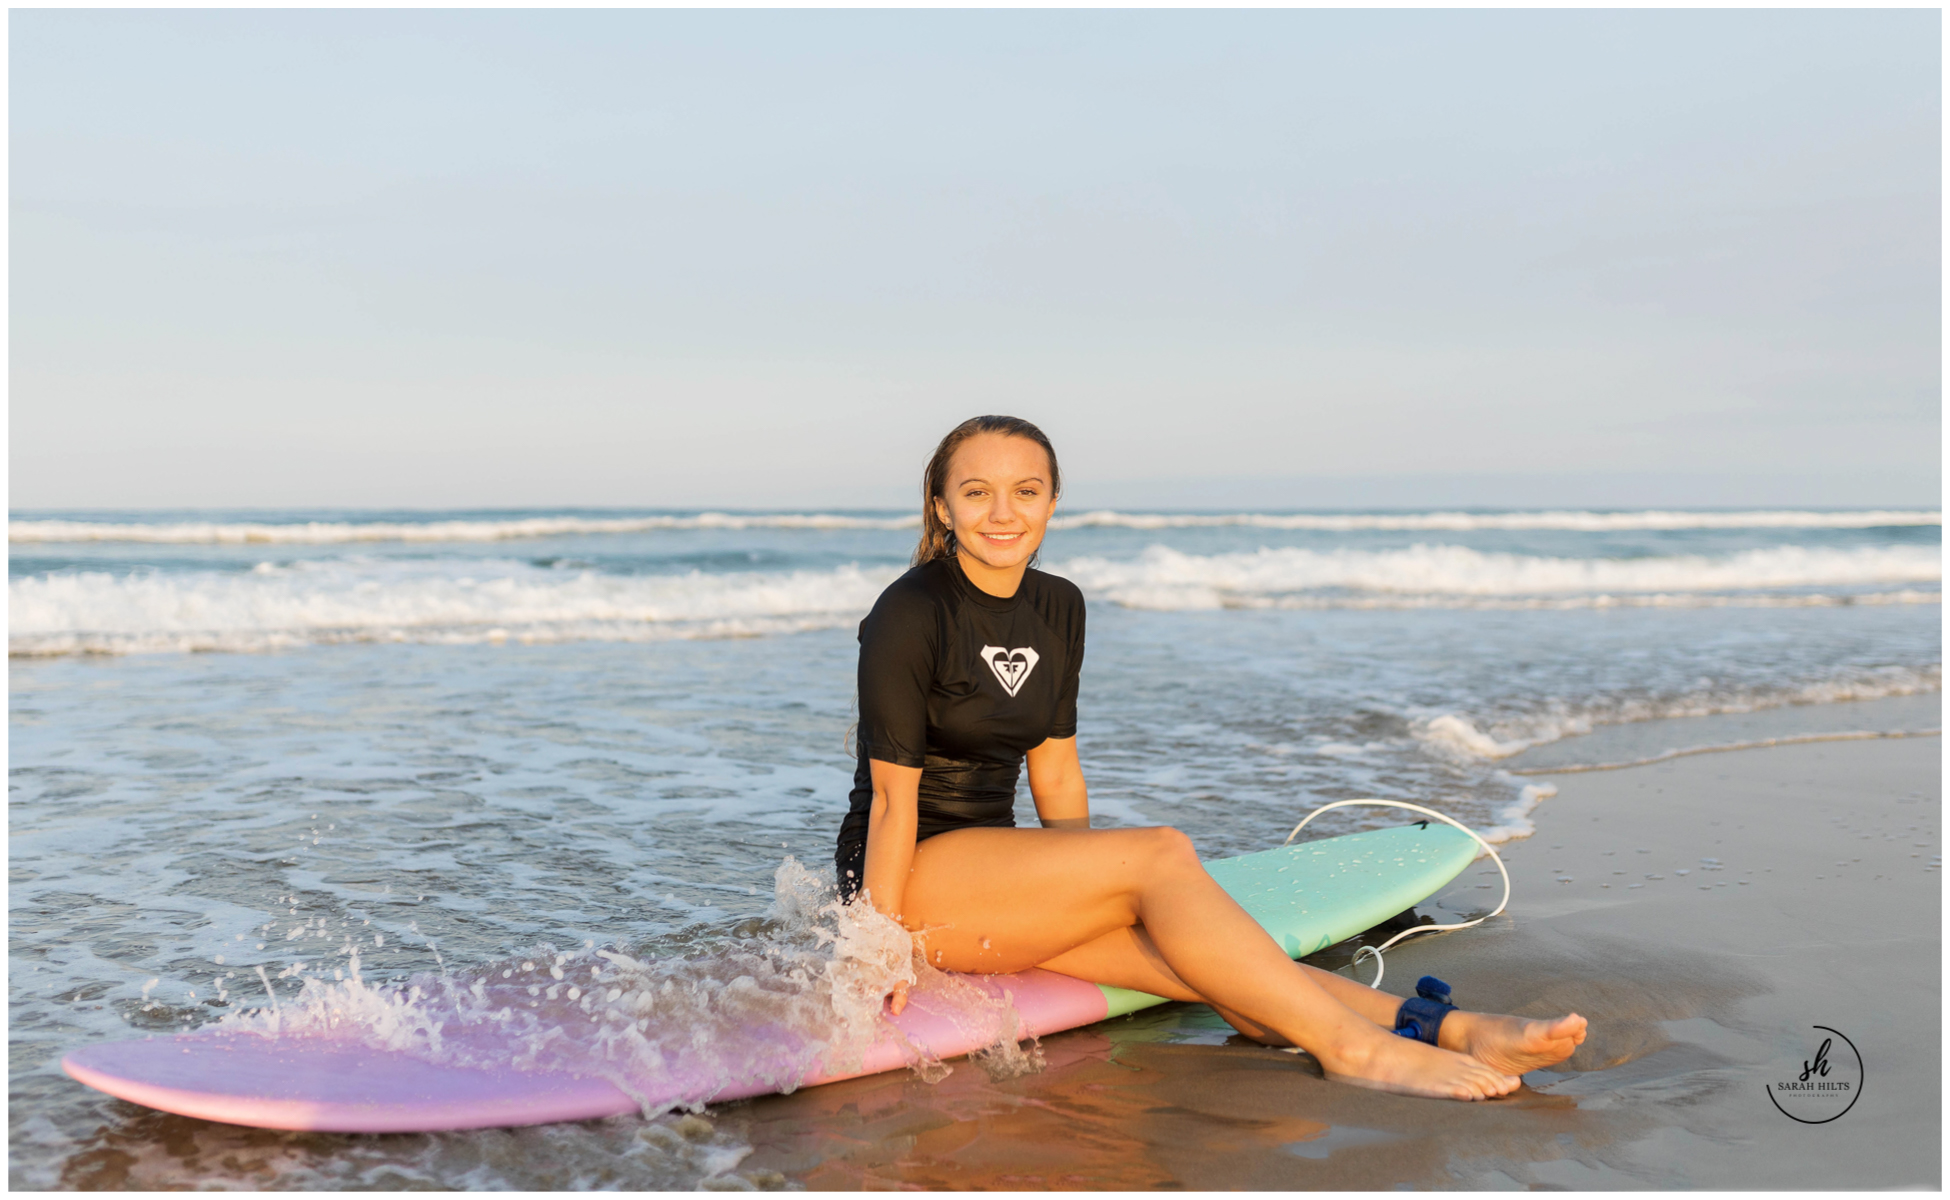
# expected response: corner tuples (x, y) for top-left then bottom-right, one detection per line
(932, 495), (952, 527)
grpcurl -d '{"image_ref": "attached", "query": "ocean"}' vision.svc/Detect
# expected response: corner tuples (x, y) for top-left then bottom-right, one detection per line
(9, 507), (1941, 1187)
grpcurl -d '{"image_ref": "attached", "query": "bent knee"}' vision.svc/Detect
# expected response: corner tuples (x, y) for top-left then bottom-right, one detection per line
(1138, 825), (1201, 873)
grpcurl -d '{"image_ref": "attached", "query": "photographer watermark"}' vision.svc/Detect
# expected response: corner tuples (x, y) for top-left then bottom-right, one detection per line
(1766, 1026), (1863, 1124)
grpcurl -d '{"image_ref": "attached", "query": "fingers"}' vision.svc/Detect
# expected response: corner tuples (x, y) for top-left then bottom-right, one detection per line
(888, 979), (910, 1016)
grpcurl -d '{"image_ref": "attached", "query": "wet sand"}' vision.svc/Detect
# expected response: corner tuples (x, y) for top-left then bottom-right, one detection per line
(714, 735), (1941, 1189)
(29, 735), (1940, 1190)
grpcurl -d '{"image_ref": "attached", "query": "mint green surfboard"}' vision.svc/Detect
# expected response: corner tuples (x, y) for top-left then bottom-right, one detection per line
(1098, 821), (1480, 1017)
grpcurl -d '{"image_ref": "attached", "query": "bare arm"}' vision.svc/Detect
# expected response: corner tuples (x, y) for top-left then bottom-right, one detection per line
(1025, 735), (1089, 829)
(862, 758), (924, 924)
(861, 757), (924, 1015)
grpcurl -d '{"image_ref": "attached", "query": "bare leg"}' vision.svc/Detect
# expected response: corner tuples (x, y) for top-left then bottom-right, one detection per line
(1042, 922), (1584, 1072)
(902, 826), (1522, 1101)
(1037, 923), (1290, 1043)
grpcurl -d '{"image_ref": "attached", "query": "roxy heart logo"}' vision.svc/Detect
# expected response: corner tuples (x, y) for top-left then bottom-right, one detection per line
(981, 645), (1040, 697)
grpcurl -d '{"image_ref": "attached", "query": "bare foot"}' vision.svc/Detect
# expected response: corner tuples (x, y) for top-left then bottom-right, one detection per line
(1315, 1029), (1521, 1101)
(1442, 1011), (1587, 1076)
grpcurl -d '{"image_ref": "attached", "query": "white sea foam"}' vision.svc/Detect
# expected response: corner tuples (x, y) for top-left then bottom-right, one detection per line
(1059, 544), (1942, 610)
(1404, 665), (1941, 840)
(1225, 589), (1942, 612)
(1419, 715), (1533, 760)
(1413, 664), (1944, 766)
(12, 508), (1939, 544)
(8, 561), (902, 656)
(1055, 509), (1942, 532)
(12, 543), (1941, 655)
(9, 513), (921, 545)
(1476, 783), (1559, 844)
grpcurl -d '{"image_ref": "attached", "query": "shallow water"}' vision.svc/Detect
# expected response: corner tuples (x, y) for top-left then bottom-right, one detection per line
(1505, 691), (1942, 772)
(9, 509), (1940, 1187)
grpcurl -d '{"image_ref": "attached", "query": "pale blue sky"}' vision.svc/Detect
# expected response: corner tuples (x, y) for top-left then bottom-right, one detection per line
(11, 9), (1941, 510)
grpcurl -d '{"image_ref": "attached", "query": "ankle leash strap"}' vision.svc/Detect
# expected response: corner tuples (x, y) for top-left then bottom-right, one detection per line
(1394, 975), (1457, 1045)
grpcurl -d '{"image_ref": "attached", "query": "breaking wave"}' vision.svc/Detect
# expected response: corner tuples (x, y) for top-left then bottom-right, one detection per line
(9, 560), (903, 656)
(1061, 544), (1942, 610)
(13, 543), (1941, 656)
(1054, 509), (1941, 533)
(12, 508), (1940, 544)
(9, 513), (920, 545)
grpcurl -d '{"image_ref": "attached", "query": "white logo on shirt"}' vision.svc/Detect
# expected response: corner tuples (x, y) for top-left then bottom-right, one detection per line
(980, 645), (1040, 697)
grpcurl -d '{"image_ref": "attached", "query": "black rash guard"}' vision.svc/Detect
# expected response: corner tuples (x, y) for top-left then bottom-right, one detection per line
(835, 556), (1085, 899)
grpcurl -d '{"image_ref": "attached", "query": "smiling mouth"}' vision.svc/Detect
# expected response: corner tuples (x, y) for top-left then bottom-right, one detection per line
(979, 531), (1024, 543)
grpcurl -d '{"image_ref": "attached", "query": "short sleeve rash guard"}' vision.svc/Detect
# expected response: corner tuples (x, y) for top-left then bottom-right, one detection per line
(836, 557), (1085, 867)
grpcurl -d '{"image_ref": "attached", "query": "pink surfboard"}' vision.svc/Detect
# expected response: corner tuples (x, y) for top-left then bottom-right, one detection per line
(63, 823), (1477, 1132)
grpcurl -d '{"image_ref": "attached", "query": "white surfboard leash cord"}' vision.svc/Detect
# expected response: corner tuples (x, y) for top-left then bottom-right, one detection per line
(1282, 799), (1511, 992)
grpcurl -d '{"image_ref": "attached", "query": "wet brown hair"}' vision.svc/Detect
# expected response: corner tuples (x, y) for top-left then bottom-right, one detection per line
(913, 415), (1061, 567)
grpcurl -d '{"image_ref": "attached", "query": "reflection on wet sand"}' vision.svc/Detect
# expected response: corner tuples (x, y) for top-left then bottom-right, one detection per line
(732, 1029), (1329, 1190)
(52, 1102), (762, 1192)
(725, 1016), (1598, 1191)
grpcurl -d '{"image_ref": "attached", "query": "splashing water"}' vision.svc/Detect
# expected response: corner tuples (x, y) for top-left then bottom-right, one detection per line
(215, 859), (1041, 1112)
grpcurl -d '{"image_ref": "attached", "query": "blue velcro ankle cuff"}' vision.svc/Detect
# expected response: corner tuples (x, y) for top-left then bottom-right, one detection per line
(1394, 995), (1456, 1045)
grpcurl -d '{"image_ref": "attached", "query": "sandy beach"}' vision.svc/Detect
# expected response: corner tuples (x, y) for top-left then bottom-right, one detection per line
(684, 734), (1941, 1189)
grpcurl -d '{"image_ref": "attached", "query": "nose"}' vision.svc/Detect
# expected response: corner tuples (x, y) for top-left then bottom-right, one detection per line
(986, 490), (1018, 526)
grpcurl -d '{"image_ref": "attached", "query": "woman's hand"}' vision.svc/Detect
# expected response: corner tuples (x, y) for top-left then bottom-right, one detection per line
(888, 977), (910, 1016)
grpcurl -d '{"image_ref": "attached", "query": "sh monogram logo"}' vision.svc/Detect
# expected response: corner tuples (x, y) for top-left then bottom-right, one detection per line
(1767, 1026), (1863, 1124)
(981, 645), (1040, 697)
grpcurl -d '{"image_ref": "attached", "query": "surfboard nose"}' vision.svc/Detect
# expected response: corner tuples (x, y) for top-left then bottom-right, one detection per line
(62, 1034), (640, 1133)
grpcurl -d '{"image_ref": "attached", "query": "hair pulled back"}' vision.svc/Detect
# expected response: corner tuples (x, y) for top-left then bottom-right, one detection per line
(913, 415), (1061, 567)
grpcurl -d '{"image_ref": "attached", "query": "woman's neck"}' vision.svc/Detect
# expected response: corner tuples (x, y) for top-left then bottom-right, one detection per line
(954, 549), (1027, 599)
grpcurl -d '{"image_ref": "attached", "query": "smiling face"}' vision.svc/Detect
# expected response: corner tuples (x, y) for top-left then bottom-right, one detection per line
(932, 432), (1058, 592)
